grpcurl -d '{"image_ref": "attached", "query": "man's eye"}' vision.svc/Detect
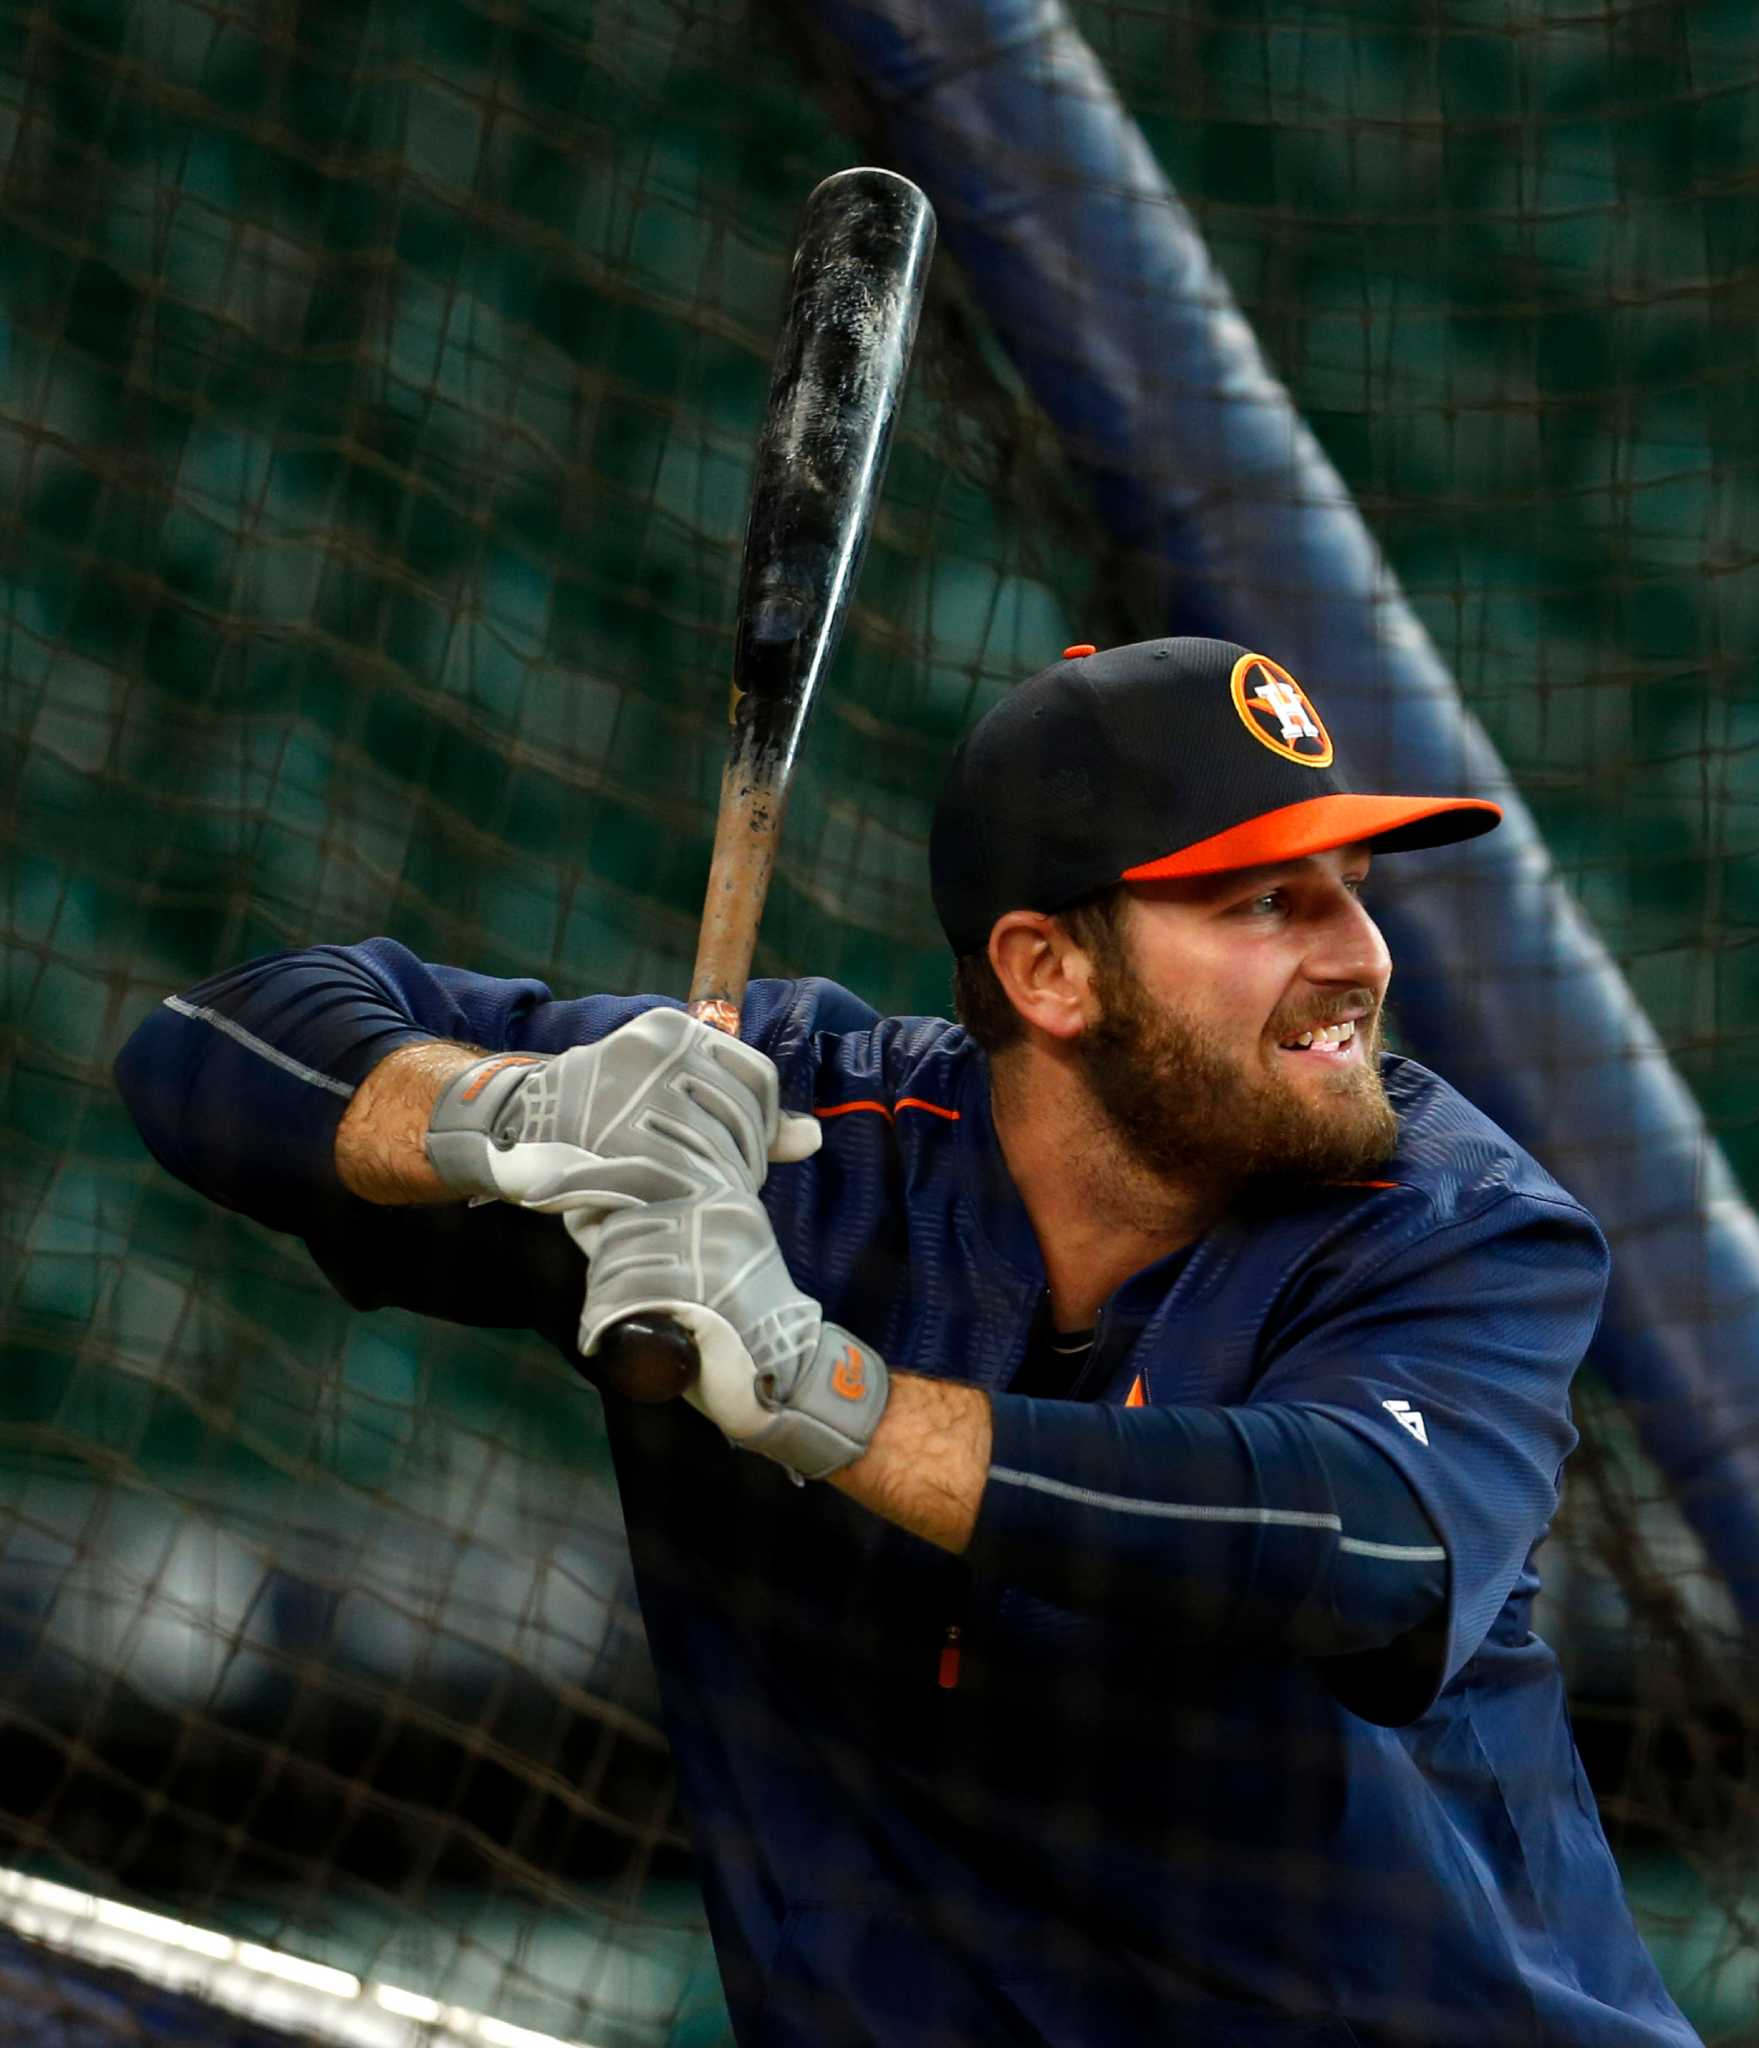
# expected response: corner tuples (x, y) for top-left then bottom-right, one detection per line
(1244, 891), (1285, 916)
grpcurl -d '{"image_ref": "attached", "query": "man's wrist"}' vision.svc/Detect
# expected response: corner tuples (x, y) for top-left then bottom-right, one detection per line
(335, 1040), (487, 1204)
(827, 1374), (992, 1555)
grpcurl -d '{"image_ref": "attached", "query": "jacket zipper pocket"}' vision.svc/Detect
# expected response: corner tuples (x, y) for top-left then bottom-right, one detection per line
(938, 1622), (962, 1690)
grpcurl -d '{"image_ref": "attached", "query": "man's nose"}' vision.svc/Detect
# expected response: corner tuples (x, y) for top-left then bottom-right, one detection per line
(1306, 892), (1392, 990)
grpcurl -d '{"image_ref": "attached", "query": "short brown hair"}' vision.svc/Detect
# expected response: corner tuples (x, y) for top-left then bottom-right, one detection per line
(950, 886), (1132, 1056)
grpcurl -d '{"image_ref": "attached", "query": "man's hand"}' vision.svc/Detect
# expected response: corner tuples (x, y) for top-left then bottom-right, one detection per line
(572, 1190), (889, 1481)
(424, 1010), (820, 1214)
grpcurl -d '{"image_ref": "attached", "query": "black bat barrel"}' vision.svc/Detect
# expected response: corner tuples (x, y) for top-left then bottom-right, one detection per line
(731, 167), (937, 783)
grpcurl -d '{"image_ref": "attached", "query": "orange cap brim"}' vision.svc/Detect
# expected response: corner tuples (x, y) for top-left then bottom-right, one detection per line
(1121, 793), (1502, 881)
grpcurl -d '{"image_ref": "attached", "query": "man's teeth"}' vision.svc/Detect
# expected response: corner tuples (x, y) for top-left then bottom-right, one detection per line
(1286, 1019), (1357, 1049)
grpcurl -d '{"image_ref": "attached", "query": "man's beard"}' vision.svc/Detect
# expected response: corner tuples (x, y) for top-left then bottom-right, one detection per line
(1072, 948), (1399, 1205)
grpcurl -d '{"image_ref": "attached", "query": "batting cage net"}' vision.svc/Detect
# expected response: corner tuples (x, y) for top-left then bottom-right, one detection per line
(2, 1), (1756, 2042)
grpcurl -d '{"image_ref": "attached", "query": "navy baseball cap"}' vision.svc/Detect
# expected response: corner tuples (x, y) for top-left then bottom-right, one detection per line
(930, 637), (1501, 954)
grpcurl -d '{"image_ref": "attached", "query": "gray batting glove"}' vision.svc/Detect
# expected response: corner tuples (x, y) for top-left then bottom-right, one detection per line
(424, 1010), (820, 1215)
(571, 1190), (889, 1481)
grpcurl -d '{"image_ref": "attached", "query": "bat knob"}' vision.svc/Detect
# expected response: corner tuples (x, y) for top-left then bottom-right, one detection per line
(594, 1314), (701, 1404)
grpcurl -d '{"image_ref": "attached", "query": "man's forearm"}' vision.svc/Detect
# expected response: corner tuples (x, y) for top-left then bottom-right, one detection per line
(334, 1040), (484, 1203)
(828, 1374), (992, 1554)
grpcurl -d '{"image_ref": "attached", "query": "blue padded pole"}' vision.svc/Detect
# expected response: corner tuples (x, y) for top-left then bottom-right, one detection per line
(817, 0), (1759, 1621)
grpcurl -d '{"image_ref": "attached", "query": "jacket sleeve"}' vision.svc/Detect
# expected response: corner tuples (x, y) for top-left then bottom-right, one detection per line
(968, 1191), (1603, 1721)
(112, 937), (686, 1349)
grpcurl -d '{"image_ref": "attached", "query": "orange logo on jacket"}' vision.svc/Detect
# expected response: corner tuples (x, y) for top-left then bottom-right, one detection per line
(830, 1345), (867, 1401)
(1229, 652), (1333, 767)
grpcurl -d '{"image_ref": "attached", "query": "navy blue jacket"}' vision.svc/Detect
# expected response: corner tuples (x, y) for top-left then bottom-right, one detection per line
(115, 942), (1698, 2048)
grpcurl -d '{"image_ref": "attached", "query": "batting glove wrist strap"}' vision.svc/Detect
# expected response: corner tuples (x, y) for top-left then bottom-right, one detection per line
(426, 1052), (550, 1200)
(744, 1321), (889, 1480)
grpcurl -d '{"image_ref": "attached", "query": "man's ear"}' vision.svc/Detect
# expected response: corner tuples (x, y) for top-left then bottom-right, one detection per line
(988, 911), (1096, 1043)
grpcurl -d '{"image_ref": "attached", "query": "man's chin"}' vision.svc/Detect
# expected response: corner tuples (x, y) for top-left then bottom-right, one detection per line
(1237, 1057), (1396, 1185)
(1244, 1104), (1398, 1194)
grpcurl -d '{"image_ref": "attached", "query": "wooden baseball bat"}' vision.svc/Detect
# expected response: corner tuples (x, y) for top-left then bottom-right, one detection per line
(594, 167), (936, 1402)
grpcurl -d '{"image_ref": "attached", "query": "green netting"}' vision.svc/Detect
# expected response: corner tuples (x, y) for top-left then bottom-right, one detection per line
(1, 1), (1756, 2041)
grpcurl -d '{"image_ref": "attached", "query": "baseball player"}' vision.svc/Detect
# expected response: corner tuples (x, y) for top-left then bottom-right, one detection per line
(116, 639), (1700, 2047)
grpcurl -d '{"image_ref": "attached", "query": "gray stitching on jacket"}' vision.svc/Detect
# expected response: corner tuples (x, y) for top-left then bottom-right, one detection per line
(164, 995), (356, 1098)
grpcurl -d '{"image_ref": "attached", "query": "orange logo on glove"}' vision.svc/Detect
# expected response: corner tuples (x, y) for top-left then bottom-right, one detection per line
(830, 1345), (867, 1401)
(458, 1054), (544, 1102)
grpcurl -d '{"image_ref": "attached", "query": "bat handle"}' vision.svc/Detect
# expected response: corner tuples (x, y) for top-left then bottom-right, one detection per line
(592, 992), (739, 1404)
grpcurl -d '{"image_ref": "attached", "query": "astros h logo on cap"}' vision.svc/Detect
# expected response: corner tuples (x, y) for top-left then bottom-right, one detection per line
(1231, 652), (1333, 768)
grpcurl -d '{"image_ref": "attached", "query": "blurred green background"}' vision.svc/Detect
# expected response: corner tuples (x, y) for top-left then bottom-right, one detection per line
(2, 1), (1755, 2041)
